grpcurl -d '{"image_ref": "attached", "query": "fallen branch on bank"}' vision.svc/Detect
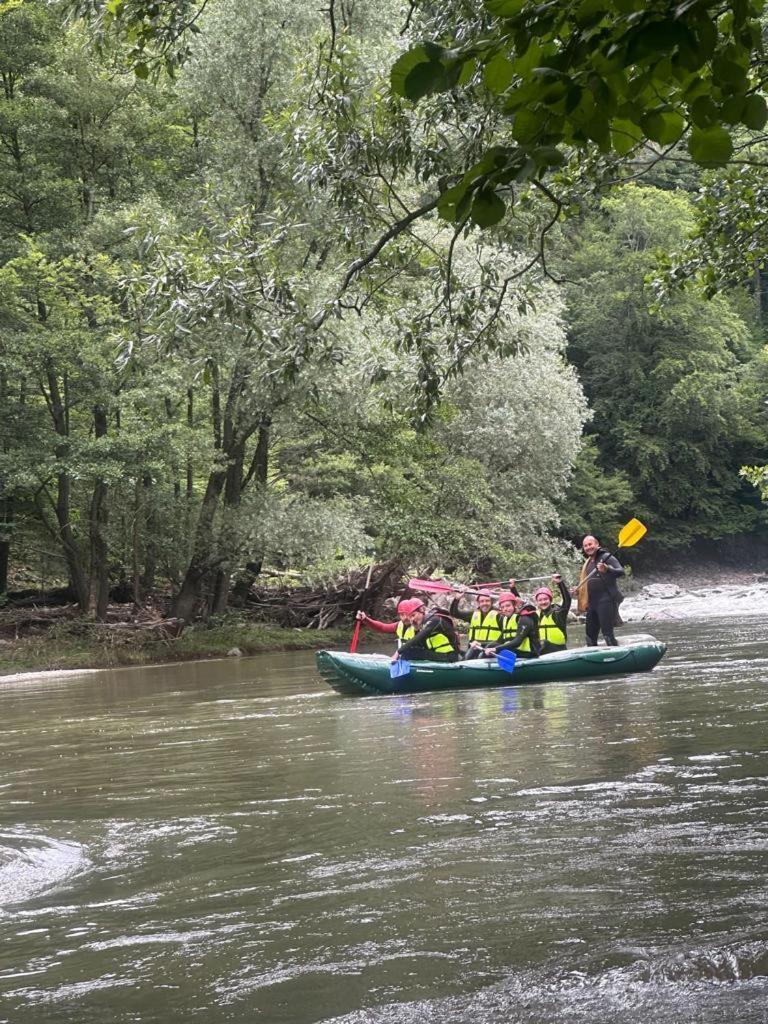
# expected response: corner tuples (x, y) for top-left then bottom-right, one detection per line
(0, 561), (412, 638)
(245, 560), (407, 628)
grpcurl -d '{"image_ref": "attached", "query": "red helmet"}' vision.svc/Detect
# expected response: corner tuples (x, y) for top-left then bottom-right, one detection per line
(407, 598), (424, 613)
(497, 591), (519, 605)
(396, 599), (412, 613)
(534, 587), (553, 601)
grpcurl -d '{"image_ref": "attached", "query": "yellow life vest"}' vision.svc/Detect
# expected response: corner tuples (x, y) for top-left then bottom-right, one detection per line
(468, 609), (502, 643)
(425, 617), (457, 654)
(501, 613), (518, 641)
(500, 612), (533, 654)
(396, 621), (416, 648)
(426, 631), (456, 653)
(538, 610), (566, 648)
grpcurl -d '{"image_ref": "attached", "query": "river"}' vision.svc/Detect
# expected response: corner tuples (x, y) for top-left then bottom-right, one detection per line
(1, 619), (767, 1023)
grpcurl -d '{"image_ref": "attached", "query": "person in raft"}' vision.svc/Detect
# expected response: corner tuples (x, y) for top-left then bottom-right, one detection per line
(483, 597), (541, 659)
(574, 535), (625, 647)
(534, 573), (571, 654)
(391, 599), (461, 664)
(356, 599), (416, 649)
(449, 587), (503, 660)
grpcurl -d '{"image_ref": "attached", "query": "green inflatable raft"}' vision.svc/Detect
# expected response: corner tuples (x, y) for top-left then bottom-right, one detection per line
(316, 634), (667, 696)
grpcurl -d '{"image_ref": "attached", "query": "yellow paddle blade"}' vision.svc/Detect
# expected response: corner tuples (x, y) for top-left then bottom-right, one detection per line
(618, 517), (647, 548)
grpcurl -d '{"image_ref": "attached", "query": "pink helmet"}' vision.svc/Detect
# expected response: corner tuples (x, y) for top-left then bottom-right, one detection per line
(534, 587), (553, 601)
(396, 599), (412, 613)
(406, 598), (424, 613)
(497, 591), (519, 605)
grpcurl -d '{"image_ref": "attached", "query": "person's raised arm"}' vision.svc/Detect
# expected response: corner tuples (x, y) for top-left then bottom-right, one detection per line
(449, 592), (472, 622)
(356, 611), (397, 634)
(553, 574), (571, 615)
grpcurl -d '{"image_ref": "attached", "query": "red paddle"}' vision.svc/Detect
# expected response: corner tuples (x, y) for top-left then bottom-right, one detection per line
(350, 562), (375, 652)
(349, 618), (362, 653)
(408, 576), (553, 596)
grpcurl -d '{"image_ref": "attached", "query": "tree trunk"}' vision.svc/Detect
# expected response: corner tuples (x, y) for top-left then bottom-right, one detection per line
(132, 482), (142, 608)
(139, 474), (158, 598)
(210, 437), (247, 616)
(172, 469), (226, 622)
(0, 529), (9, 597)
(210, 569), (230, 617)
(40, 358), (89, 612)
(0, 368), (10, 596)
(230, 419), (271, 606)
(87, 405), (109, 621)
(54, 472), (90, 612)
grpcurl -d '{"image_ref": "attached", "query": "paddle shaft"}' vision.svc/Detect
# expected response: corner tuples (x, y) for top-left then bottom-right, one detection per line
(350, 562), (375, 653)
(475, 575), (556, 587)
(349, 619), (361, 653)
(580, 546), (629, 586)
(410, 574), (554, 597)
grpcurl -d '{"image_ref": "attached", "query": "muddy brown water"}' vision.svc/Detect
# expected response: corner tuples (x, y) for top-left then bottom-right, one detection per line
(1, 620), (767, 1022)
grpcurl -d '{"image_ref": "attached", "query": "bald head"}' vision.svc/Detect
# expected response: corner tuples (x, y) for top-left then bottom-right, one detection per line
(582, 535), (600, 556)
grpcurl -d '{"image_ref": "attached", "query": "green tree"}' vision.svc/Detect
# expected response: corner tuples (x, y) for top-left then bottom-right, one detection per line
(389, 1), (768, 224)
(563, 185), (768, 549)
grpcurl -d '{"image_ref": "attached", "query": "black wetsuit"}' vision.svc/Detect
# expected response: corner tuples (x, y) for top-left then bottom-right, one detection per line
(486, 610), (541, 659)
(584, 549), (624, 646)
(397, 611), (461, 663)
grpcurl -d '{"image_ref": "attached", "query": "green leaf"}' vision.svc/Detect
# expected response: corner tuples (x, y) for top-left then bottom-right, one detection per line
(404, 61), (447, 100)
(458, 58), (477, 86)
(610, 118), (643, 155)
(641, 110), (684, 145)
(626, 21), (695, 64)
(484, 0), (528, 15)
(512, 41), (544, 76)
(531, 145), (566, 168)
(575, 0), (606, 28)
(719, 95), (745, 124)
(437, 183), (469, 223)
(690, 95), (718, 128)
(512, 108), (543, 144)
(691, 11), (717, 59)
(688, 125), (734, 166)
(483, 52), (515, 94)
(391, 47), (442, 99)
(470, 188), (506, 227)
(134, 62), (149, 80)
(464, 147), (518, 185)
(742, 93), (768, 130)
(584, 114), (611, 147)
(712, 54), (748, 88)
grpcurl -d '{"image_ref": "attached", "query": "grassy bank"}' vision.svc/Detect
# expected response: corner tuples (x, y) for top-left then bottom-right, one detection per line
(0, 619), (352, 677)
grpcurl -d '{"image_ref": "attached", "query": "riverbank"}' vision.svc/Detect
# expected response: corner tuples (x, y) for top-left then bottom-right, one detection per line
(622, 566), (768, 622)
(0, 619), (351, 678)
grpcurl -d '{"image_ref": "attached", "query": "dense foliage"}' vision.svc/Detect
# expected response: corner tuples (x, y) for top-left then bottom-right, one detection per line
(2, 0), (768, 621)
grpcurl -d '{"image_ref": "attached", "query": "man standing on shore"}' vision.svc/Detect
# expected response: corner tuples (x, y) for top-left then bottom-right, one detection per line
(575, 535), (625, 647)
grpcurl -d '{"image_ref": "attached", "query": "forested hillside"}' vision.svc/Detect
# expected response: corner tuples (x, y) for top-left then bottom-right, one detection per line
(1, 0), (767, 621)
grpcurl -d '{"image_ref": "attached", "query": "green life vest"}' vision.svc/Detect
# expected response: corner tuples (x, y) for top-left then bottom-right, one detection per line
(468, 609), (502, 643)
(538, 610), (566, 648)
(396, 621), (416, 648)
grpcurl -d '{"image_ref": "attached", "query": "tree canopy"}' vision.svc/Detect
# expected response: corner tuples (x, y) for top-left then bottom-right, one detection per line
(2, 0), (768, 621)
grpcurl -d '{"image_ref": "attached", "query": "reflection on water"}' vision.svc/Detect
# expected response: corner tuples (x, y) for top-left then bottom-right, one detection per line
(1, 622), (768, 1023)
